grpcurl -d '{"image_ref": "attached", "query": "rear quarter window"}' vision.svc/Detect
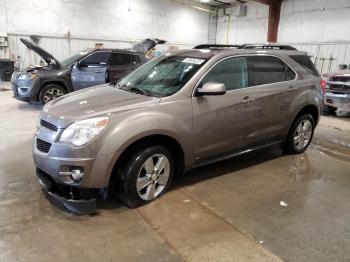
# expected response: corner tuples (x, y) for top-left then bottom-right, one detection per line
(289, 55), (319, 76)
(247, 56), (296, 86)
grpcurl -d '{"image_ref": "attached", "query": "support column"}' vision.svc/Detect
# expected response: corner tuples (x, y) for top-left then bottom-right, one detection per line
(254, 0), (282, 43)
(267, 0), (282, 43)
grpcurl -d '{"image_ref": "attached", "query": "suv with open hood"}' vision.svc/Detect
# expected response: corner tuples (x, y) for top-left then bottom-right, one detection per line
(11, 38), (165, 104)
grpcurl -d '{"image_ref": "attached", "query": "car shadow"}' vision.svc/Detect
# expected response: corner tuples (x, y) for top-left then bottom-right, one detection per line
(17, 103), (43, 112)
(175, 144), (283, 188)
(97, 145), (284, 212)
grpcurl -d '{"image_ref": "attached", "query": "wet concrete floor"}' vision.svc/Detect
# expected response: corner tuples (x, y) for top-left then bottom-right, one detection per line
(0, 90), (349, 262)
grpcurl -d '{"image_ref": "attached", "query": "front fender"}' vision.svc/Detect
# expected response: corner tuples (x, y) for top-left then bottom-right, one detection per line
(96, 105), (193, 187)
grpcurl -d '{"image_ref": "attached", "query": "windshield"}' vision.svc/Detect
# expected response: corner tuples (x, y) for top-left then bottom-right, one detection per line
(117, 55), (207, 97)
(60, 50), (90, 67)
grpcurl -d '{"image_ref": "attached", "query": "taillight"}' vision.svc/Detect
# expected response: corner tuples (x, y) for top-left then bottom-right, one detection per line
(320, 79), (327, 94)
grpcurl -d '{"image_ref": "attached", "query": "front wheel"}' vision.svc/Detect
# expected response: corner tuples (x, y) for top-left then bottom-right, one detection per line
(285, 114), (315, 154)
(118, 145), (174, 208)
(39, 84), (67, 104)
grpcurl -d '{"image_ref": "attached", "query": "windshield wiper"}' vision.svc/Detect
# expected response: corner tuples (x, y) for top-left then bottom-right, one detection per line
(116, 82), (151, 96)
(127, 87), (151, 96)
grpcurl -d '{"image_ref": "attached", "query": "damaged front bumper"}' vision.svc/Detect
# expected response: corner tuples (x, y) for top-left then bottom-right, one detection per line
(36, 168), (97, 215)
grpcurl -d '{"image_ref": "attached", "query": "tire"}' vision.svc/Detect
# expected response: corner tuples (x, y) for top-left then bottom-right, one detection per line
(285, 114), (315, 154)
(322, 105), (337, 115)
(117, 145), (174, 208)
(39, 84), (67, 105)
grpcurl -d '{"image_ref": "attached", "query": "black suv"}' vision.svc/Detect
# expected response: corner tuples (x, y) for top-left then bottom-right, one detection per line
(11, 38), (164, 104)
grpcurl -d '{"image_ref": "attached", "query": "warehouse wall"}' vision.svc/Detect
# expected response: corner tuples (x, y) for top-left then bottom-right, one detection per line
(216, 0), (350, 73)
(217, 0), (350, 44)
(216, 1), (268, 45)
(0, 0), (211, 68)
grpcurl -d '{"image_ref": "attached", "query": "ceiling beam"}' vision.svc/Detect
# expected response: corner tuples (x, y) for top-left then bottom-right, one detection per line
(254, 0), (282, 42)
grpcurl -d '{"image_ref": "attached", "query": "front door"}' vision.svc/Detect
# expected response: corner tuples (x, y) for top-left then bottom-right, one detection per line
(71, 51), (111, 90)
(192, 56), (250, 163)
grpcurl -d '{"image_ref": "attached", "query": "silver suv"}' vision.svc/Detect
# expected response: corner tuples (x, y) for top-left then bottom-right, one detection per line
(33, 44), (323, 214)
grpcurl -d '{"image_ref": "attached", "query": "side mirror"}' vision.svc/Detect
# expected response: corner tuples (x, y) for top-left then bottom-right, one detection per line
(73, 61), (80, 69)
(197, 82), (226, 96)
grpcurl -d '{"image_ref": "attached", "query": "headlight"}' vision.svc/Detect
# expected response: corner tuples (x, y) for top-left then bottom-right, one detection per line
(18, 73), (38, 80)
(60, 117), (108, 146)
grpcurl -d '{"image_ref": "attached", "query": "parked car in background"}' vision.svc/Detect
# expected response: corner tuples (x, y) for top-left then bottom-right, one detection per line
(322, 69), (350, 114)
(11, 38), (165, 104)
(33, 44), (323, 214)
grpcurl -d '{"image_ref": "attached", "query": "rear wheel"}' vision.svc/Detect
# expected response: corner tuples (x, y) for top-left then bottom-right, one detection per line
(39, 84), (67, 104)
(285, 114), (315, 154)
(117, 145), (174, 208)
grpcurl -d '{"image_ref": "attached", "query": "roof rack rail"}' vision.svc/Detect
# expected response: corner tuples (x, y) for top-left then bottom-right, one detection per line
(193, 44), (241, 49)
(239, 44), (297, 50)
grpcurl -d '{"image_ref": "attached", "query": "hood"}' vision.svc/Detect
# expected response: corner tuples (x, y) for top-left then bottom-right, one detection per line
(132, 38), (166, 53)
(44, 84), (160, 127)
(20, 38), (61, 66)
(323, 69), (350, 78)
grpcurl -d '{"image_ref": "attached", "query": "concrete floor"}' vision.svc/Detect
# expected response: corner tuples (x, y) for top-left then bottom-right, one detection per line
(0, 84), (349, 262)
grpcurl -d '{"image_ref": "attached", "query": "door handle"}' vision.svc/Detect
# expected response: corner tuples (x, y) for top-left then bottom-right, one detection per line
(288, 86), (297, 92)
(95, 70), (104, 73)
(241, 96), (255, 104)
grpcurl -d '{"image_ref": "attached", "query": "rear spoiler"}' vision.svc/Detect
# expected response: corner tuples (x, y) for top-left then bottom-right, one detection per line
(132, 38), (166, 53)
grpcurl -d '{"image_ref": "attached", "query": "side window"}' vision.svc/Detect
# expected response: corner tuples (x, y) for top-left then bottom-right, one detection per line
(247, 56), (295, 86)
(110, 53), (133, 66)
(289, 55), (319, 76)
(201, 57), (249, 91)
(286, 65), (296, 81)
(80, 52), (110, 67)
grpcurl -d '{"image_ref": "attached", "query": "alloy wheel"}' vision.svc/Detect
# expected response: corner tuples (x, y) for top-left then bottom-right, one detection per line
(293, 119), (313, 150)
(136, 154), (170, 201)
(43, 88), (64, 103)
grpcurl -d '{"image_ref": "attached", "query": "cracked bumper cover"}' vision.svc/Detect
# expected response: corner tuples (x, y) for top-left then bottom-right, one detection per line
(36, 168), (97, 215)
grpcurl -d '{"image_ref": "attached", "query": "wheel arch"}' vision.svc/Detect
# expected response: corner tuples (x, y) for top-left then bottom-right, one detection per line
(293, 104), (319, 125)
(286, 104), (319, 141)
(37, 80), (69, 101)
(108, 134), (186, 189)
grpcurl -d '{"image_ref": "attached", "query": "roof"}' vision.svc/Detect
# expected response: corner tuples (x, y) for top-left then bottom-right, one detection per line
(169, 47), (305, 60)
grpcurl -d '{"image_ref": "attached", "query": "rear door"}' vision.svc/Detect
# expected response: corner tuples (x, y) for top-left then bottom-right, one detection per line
(192, 56), (250, 162)
(71, 51), (110, 90)
(242, 55), (296, 146)
(108, 53), (135, 82)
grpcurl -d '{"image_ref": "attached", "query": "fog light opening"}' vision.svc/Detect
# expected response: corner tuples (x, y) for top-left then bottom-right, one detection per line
(71, 169), (84, 181)
(59, 166), (85, 183)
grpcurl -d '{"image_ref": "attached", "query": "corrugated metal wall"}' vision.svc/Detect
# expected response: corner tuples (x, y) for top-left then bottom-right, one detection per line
(7, 34), (194, 70)
(289, 42), (350, 74)
(8, 33), (350, 75)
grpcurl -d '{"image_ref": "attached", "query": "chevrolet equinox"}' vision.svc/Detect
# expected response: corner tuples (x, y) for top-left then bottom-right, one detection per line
(33, 44), (323, 214)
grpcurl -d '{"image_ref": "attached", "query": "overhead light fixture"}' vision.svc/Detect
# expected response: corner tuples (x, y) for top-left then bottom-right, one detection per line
(200, 0), (211, 2)
(192, 5), (217, 14)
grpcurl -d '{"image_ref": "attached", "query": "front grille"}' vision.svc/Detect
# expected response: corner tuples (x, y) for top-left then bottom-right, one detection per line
(329, 84), (350, 91)
(330, 77), (349, 83)
(40, 119), (58, 132)
(36, 138), (52, 153)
